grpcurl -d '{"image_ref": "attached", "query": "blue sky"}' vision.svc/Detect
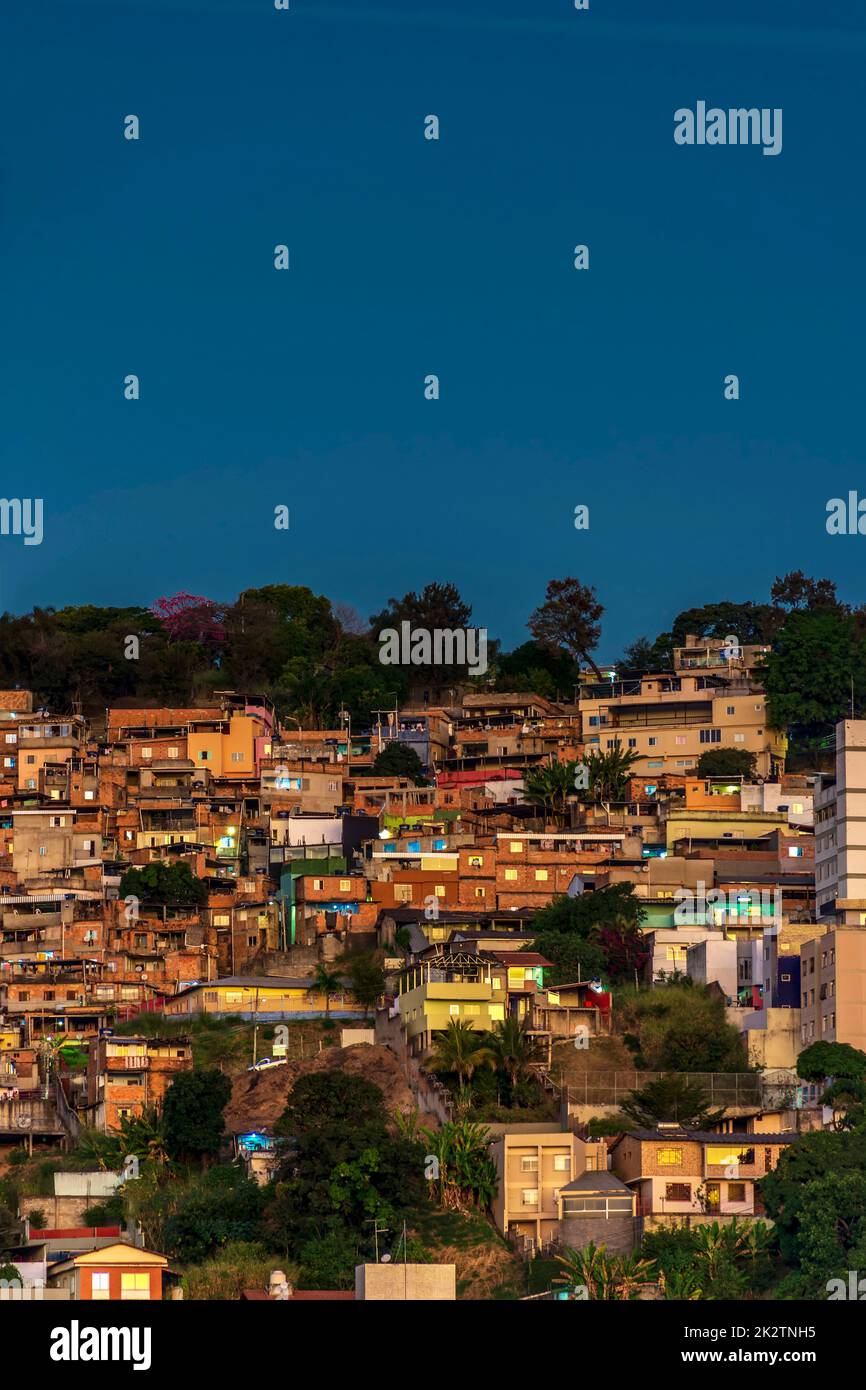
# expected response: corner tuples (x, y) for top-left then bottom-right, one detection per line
(2, 0), (864, 658)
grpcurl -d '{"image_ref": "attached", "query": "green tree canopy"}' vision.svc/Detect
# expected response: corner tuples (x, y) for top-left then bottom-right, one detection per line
(163, 1068), (232, 1161)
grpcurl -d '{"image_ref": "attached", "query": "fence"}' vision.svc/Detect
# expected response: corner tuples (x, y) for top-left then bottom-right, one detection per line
(562, 1071), (763, 1109)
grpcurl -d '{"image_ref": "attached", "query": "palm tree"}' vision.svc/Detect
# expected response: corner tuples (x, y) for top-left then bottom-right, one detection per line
(659, 1268), (703, 1300)
(555, 1242), (655, 1300)
(487, 1016), (546, 1092)
(583, 743), (645, 802)
(428, 1019), (493, 1095)
(308, 963), (344, 1020)
(524, 761), (576, 827)
(422, 1118), (498, 1212)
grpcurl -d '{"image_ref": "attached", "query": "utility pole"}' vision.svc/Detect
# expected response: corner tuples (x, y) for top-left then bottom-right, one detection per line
(252, 987), (260, 1063)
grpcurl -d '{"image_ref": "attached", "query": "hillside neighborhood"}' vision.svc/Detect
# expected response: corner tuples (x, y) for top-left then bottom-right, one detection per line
(0, 576), (865, 1304)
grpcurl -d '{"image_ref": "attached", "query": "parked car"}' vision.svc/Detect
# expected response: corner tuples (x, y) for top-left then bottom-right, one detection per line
(247, 1057), (287, 1072)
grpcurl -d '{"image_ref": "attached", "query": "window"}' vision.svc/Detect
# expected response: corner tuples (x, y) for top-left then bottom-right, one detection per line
(520, 1156), (539, 1172)
(700, 729), (721, 744)
(628, 738), (637, 748)
(199, 751), (210, 761)
(647, 737), (657, 747)
(167, 746), (179, 759)
(658, 1148), (683, 1166)
(535, 869), (548, 881)
(340, 880), (351, 891)
(727, 1182), (747, 1203)
(675, 735), (686, 746)
(665, 1183), (691, 1202)
(448, 1004), (460, 1016)
(434, 885), (445, 897)
(91, 1271), (110, 1300)
(510, 842), (522, 854)
(553, 1154), (571, 1172)
(505, 868), (518, 881)
(141, 747), (152, 759)
(521, 1189), (539, 1206)
(474, 886), (485, 898)
(120, 1272), (151, 1301)
(313, 879), (324, 890)
(231, 752), (244, 763)
(469, 855), (483, 867)
(734, 732), (745, 742)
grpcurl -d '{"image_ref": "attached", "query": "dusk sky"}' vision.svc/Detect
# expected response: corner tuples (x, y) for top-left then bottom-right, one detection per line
(3, 0), (864, 659)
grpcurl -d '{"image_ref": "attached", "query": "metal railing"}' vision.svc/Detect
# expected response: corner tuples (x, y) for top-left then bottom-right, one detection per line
(562, 1071), (763, 1108)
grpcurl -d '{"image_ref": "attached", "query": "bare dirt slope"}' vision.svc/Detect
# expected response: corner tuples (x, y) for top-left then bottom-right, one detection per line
(224, 1043), (416, 1134)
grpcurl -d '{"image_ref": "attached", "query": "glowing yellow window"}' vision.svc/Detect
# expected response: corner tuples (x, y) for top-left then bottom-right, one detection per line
(535, 869), (548, 881)
(91, 1271), (110, 1300)
(510, 842), (522, 853)
(121, 1271), (151, 1300)
(657, 1148), (683, 1166)
(505, 869), (518, 881)
(435, 885), (445, 897)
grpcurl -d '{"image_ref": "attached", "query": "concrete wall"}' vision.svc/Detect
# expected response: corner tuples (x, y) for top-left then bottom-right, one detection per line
(559, 1215), (637, 1256)
(356, 1263), (456, 1301)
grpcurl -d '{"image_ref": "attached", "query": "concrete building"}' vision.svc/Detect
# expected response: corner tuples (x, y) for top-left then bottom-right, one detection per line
(815, 720), (866, 922)
(799, 926), (866, 1052)
(489, 1124), (608, 1249)
(579, 670), (785, 780)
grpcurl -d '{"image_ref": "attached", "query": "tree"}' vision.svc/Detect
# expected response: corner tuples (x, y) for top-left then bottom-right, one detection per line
(486, 1017), (546, 1091)
(620, 634), (673, 674)
(696, 748), (756, 779)
(771, 571), (844, 614)
(275, 1073), (387, 1139)
(266, 1074), (425, 1251)
(428, 1019), (493, 1094)
(618, 1076), (725, 1130)
(528, 932), (605, 988)
(371, 742), (427, 785)
(493, 639), (579, 697)
(796, 1041), (866, 1083)
(762, 1129), (866, 1267)
(529, 578), (604, 678)
(532, 883), (645, 938)
(523, 760), (577, 826)
(422, 1119), (498, 1212)
(554, 1241), (653, 1301)
(598, 924), (649, 984)
(308, 964), (345, 1020)
(369, 582), (474, 679)
(163, 1069), (231, 1162)
(340, 950), (386, 1016)
(669, 600), (777, 648)
(582, 743), (644, 801)
(118, 861), (208, 909)
(760, 608), (866, 742)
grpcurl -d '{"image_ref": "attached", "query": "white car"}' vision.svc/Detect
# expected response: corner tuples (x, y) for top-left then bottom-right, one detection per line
(247, 1056), (287, 1072)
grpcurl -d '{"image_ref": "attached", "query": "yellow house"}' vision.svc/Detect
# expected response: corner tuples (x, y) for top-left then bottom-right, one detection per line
(47, 1242), (170, 1301)
(396, 950), (505, 1055)
(163, 974), (365, 1019)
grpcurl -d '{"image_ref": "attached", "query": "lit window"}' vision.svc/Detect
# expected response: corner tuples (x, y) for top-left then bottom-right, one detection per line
(658, 1148), (683, 1166)
(120, 1271), (151, 1300)
(521, 1189), (539, 1206)
(91, 1271), (110, 1300)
